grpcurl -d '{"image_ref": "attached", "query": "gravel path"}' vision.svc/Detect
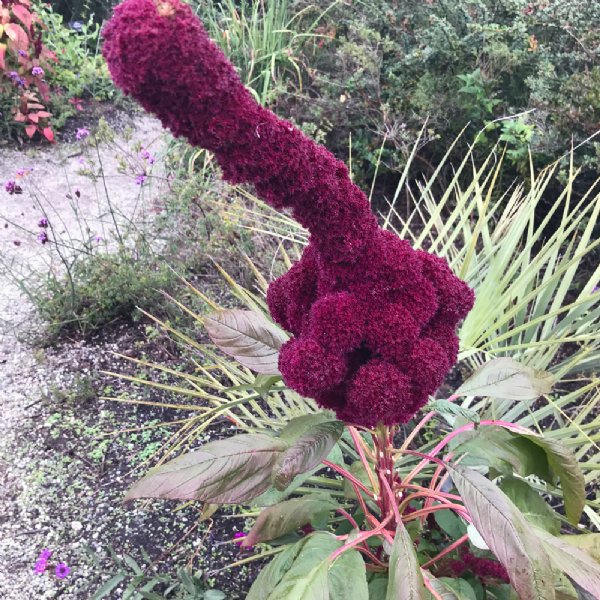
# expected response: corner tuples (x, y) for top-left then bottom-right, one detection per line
(0, 114), (170, 599)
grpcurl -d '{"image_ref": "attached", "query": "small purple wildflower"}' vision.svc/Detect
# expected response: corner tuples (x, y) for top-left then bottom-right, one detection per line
(8, 71), (26, 87)
(5, 181), (23, 195)
(34, 559), (47, 575)
(18, 50), (27, 57)
(75, 128), (90, 141)
(37, 231), (49, 244)
(75, 188), (81, 198)
(135, 173), (146, 185)
(16, 168), (27, 177)
(38, 218), (49, 228)
(94, 234), (103, 242)
(13, 240), (22, 246)
(140, 149), (155, 164)
(38, 549), (52, 561)
(55, 563), (71, 579)
(32, 66), (44, 77)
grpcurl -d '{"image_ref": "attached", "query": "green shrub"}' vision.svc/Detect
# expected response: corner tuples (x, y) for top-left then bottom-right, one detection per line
(34, 1), (117, 127)
(278, 0), (600, 182)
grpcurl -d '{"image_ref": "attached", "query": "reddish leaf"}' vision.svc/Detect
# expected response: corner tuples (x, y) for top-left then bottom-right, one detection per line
(4, 23), (28, 52)
(14, 112), (27, 122)
(36, 110), (51, 118)
(42, 127), (54, 142)
(0, 45), (6, 71)
(28, 112), (39, 123)
(25, 124), (36, 138)
(27, 103), (45, 110)
(11, 4), (32, 29)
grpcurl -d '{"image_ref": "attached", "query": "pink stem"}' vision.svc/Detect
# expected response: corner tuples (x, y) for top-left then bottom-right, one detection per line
(337, 508), (359, 531)
(423, 572), (444, 600)
(323, 459), (376, 499)
(329, 514), (394, 563)
(348, 426), (379, 493)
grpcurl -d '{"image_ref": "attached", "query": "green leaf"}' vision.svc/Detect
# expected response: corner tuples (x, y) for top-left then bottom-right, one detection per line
(454, 357), (553, 400)
(273, 421), (344, 491)
(247, 541), (308, 600)
(269, 559), (330, 600)
(125, 433), (288, 503)
(434, 509), (467, 540)
(279, 412), (338, 443)
(535, 528), (600, 599)
(204, 591), (227, 600)
(204, 309), (287, 374)
(244, 494), (339, 546)
(515, 433), (585, 525)
(452, 427), (551, 478)
(498, 477), (561, 535)
(92, 574), (127, 599)
(247, 533), (367, 600)
(329, 547), (369, 600)
(427, 399), (480, 424)
(453, 426), (585, 524)
(368, 577), (388, 599)
(386, 521), (426, 600)
(437, 578), (478, 600)
(448, 465), (555, 600)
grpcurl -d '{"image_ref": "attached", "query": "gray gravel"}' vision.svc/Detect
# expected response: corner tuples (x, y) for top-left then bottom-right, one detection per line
(0, 114), (169, 599)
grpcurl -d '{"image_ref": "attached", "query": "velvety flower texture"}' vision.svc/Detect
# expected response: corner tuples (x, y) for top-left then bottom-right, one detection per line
(102, 0), (474, 427)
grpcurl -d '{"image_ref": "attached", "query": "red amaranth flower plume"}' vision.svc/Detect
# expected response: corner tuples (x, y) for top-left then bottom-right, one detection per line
(102, 0), (475, 427)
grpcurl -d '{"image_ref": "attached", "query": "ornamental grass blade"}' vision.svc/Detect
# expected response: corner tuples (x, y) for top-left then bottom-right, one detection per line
(449, 465), (555, 600)
(454, 357), (554, 400)
(204, 309), (287, 374)
(386, 521), (426, 600)
(244, 494), (338, 547)
(125, 434), (288, 504)
(272, 420), (344, 490)
(534, 527), (600, 599)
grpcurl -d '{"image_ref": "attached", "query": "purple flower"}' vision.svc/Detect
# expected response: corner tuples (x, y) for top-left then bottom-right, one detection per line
(135, 173), (146, 185)
(18, 50), (27, 57)
(38, 549), (52, 561)
(141, 149), (155, 164)
(13, 240), (21, 246)
(38, 218), (49, 228)
(16, 168), (27, 177)
(233, 531), (253, 550)
(34, 559), (47, 574)
(75, 128), (90, 141)
(37, 231), (49, 244)
(75, 188), (81, 198)
(94, 234), (103, 242)
(5, 181), (23, 195)
(55, 563), (70, 579)
(32, 66), (44, 77)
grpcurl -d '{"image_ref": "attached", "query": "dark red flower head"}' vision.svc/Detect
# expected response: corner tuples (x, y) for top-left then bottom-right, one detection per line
(102, 0), (474, 427)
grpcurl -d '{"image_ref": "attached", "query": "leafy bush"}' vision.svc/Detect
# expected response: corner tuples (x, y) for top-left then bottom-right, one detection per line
(34, 1), (117, 128)
(279, 0), (600, 181)
(0, 0), (57, 141)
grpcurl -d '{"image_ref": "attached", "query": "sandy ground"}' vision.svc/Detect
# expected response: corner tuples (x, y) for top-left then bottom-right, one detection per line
(0, 114), (169, 598)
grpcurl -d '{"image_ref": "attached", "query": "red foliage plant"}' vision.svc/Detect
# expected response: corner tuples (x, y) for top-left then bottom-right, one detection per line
(0, 0), (56, 141)
(102, 0), (474, 427)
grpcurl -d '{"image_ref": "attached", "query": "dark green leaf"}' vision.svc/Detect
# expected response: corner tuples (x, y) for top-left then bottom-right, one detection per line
(244, 494), (338, 546)
(386, 521), (426, 600)
(449, 465), (555, 600)
(515, 433), (585, 525)
(454, 357), (553, 400)
(368, 577), (388, 599)
(273, 421), (344, 491)
(279, 412), (338, 443)
(204, 309), (287, 374)
(498, 477), (561, 535)
(125, 433), (288, 503)
(434, 509), (468, 539)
